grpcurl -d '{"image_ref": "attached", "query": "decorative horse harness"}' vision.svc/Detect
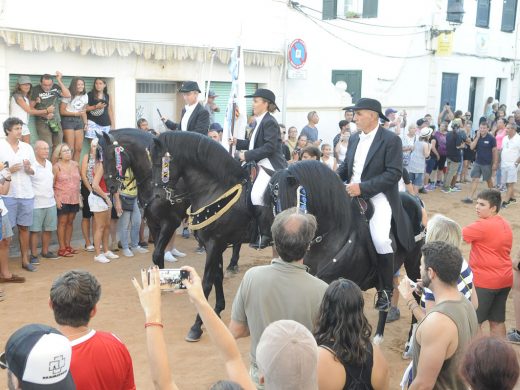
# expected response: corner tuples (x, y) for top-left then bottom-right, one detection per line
(153, 151), (246, 231)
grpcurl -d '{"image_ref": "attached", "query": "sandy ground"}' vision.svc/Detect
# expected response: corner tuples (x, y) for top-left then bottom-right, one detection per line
(1, 181), (520, 389)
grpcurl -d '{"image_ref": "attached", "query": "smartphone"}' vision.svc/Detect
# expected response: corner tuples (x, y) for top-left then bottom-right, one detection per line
(407, 276), (423, 294)
(3, 161), (8, 168)
(149, 269), (189, 291)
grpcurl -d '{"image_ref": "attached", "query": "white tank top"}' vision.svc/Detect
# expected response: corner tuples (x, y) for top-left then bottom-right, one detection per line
(321, 157), (336, 170)
(10, 95), (29, 124)
(337, 143), (348, 163)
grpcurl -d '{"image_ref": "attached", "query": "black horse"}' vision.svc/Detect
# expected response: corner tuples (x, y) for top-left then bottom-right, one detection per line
(265, 160), (424, 341)
(150, 131), (253, 341)
(96, 129), (188, 268)
(98, 129), (242, 271)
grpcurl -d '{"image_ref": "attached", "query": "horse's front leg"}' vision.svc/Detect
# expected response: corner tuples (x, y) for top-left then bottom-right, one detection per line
(152, 219), (177, 269)
(213, 243), (227, 316)
(186, 238), (217, 342)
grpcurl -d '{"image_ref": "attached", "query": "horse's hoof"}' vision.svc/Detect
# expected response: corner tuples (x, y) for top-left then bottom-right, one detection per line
(225, 265), (239, 278)
(185, 328), (203, 342)
(373, 334), (384, 345)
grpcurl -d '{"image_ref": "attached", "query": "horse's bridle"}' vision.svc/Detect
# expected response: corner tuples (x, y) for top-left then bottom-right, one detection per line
(268, 180), (328, 246)
(151, 152), (189, 205)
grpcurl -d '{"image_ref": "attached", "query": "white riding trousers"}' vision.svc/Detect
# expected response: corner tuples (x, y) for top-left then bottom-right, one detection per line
(251, 167), (271, 206)
(369, 193), (393, 254)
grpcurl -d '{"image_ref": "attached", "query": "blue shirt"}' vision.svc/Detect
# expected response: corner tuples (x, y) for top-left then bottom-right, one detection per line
(300, 125), (319, 143)
(475, 133), (496, 166)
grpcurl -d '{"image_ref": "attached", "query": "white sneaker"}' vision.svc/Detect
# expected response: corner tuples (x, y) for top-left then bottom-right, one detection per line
(94, 254), (110, 263)
(122, 248), (134, 257)
(104, 251), (120, 259)
(133, 245), (149, 254)
(164, 251), (178, 262)
(84, 244), (95, 252)
(170, 248), (186, 258)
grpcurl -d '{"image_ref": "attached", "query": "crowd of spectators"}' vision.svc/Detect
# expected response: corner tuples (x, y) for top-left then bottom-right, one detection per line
(1, 75), (520, 389)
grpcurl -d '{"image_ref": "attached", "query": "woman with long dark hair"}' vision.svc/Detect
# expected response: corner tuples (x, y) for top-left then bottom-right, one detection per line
(85, 78), (113, 138)
(60, 77), (88, 162)
(314, 279), (389, 390)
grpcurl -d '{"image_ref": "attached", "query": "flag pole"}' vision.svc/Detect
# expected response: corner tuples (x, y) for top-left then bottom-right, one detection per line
(229, 45), (241, 156)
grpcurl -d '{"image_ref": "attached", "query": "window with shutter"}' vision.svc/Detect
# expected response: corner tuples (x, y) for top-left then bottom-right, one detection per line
(331, 70), (362, 103)
(322, 0), (338, 20)
(9, 74), (97, 146)
(447, 0), (465, 23)
(475, 0), (490, 27)
(362, 0), (378, 18)
(501, 0), (518, 32)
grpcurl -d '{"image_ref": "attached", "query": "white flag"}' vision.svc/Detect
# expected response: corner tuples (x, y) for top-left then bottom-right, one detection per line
(221, 45), (247, 153)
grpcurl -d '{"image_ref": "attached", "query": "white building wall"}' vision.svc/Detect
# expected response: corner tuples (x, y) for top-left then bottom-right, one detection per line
(0, 0), (518, 146)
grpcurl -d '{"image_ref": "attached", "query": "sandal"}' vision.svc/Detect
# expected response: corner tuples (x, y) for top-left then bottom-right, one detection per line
(0, 274), (26, 283)
(66, 246), (79, 254)
(58, 248), (73, 258)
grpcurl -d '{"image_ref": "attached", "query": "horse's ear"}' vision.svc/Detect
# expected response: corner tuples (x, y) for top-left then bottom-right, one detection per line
(152, 137), (164, 155)
(286, 175), (297, 186)
(107, 132), (116, 145)
(101, 132), (111, 144)
(262, 167), (275, 177)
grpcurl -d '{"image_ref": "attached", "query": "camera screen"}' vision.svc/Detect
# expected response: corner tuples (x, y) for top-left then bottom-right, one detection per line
(153, 269), (188, 291)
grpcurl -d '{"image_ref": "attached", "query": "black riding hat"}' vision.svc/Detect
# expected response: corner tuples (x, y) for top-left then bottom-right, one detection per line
(179, 81), (201, 93)
(245, 88), (280, 111)
(343, 98), (389, 122)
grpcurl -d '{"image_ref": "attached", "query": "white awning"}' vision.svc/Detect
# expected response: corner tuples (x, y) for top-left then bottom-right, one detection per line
(0, 28), (284, 68)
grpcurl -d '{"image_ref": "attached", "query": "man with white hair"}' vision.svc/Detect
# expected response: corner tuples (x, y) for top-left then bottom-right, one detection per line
(337, 98), (414, 312)
(29, 140), (59, 263)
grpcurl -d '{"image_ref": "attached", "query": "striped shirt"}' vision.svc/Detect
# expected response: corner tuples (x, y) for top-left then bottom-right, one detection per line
(420, 259), (473, 308)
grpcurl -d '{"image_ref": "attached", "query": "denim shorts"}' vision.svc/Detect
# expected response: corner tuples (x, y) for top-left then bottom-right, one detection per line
(30, 206), (58, 232)
(61, 116), (84, 131)
(3, 197), (34, 227)
(1, 214), (13, 239)
(408, 172), (424, 187)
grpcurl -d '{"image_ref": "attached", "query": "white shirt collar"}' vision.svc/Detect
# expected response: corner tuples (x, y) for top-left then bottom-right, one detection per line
(184, 102), (198, 112)
(359, 125), (379, 140)
(255, 111), (268, 122)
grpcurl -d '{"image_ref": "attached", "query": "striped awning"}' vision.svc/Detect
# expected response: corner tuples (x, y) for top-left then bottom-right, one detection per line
(0, 28), (284, 68)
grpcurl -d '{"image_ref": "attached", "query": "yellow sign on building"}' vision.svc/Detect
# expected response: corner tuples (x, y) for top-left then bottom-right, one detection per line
(437, 32), (453, 56)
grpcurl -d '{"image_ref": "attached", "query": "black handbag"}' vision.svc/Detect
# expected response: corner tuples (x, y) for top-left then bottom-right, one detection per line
(120, 194), (136, 212)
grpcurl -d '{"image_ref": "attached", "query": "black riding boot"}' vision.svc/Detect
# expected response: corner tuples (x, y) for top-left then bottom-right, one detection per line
(249, 206), (272, 250)
(375, 253), (394, 312)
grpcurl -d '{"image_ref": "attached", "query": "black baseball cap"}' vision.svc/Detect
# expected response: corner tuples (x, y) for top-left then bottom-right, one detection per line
(0, 324), (75, 389)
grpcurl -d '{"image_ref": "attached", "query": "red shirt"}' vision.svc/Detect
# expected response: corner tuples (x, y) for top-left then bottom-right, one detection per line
(70, 330), (136, 390)
(462, 215), (513, 289)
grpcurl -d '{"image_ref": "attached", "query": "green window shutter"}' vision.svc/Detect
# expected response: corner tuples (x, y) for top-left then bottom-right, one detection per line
(322, 0), (338, 20)
(362, 0), (378, 18)
(9, 74), (96, 146)
(447, 0), (465, 23)
(331, 70), (362, 103)
(502, 0), (518, 32)
(210, 82), (257, 126)
(476, 0), (490, 27)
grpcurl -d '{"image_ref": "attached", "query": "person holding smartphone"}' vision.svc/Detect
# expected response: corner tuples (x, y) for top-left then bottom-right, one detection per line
(85, 78), (113, 138)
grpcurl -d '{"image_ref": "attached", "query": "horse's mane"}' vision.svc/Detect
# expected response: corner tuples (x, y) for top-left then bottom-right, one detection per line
(286, 161), (351, 231)
(158, 131), (246, 187)
(110, 128), (155, 147)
